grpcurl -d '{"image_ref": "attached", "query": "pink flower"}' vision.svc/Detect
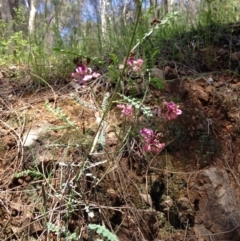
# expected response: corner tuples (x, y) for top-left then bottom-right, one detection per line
(140, 128), (165, 153)
(83, 75), (93, 81)
(164, 100), (182, 120)
(72, 63), (100, 87)
(127, 57), (144, 72)
(119, 56), (144, 72)
(143, 142), (165, 153)
(117, 104), (133, 116)
(140, 128), (154, 143)
(132, 66), (140, 71)
(153, 101), (182, 120)
(92, 72), (101, 78)
(133, 59), (144, 67)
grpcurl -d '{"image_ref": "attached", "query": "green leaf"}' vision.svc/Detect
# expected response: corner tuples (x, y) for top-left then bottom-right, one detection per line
(88, 224), (119, 241)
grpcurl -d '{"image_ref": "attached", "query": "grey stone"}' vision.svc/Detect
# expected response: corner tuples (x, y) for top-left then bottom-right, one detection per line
(191, 167), (240, 241)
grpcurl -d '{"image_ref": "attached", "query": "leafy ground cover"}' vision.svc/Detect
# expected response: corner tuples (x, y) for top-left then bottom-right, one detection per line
(1, 3), (240, 241)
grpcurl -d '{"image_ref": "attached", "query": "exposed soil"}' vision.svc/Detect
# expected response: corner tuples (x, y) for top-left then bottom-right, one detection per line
(1, 26), (240, 241)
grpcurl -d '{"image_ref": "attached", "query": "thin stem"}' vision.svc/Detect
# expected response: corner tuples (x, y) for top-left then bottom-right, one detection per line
(75, 1), (144, 181)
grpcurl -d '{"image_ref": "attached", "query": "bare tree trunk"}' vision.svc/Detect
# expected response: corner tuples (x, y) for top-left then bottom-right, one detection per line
(186, 0), (201, 24)
(0, 0), (12, 23)
(28, 0), (37, 35)
(179, 0), (185, 14)
(9, 0), (18, 16)
(122, 0), (131, 25)
(168, 0), (175, 13)
(0, 0), (14, 54)
(163, 0), (168, 15)
(150, 0), (157, 17)
(100, 0), (107, 37)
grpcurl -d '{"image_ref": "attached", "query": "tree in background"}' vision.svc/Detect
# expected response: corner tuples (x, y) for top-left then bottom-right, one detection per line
(28, 0), (37, 35)
(0, 0), (239, 63)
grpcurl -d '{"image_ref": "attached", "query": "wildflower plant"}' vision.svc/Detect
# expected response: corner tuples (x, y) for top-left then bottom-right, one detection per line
(139, 100), (182, 153)
(163, 100), (182, 120)
(45, 101), (75, 128)
(140, 128), (165, 153)
(154, 100), (183, 120)
(117, 104), (133, 116)
(117, 53), (183, 154)
(88, 224), (119, 241)
(0, 1), (200, 240)
(39, 7), (184, 241)
(118, 94), (153, 118)
(119, 52), (144, 73)
(71, 58), (100, 87)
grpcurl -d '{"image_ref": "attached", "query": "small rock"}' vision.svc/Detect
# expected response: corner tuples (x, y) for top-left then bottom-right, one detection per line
(205, 85), (213, 94)
(106, 131), (118, 146)
(151, 67), (165, 80)
(231, 51), (240, 60)
(191, 167), (240, 240)
(164, 66), (177, 79)
(22, 120), (52, 147)
(195, 85), (209, 101)
(217, 48), (229, 56)
(17, 178), (24, 185)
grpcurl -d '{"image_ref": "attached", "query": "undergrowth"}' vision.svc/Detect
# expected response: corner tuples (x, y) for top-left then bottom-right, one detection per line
(1, 0), (240, 240)
(0, 1), (238, 79)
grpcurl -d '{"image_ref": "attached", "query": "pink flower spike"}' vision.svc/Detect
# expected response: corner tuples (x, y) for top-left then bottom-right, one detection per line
(153, 142), (165, 153)
(92, 72), (101, 78)
(83, 75), (93, 81)
(133, 66), (141, 72)
(176, 109), (182, 115)
(127, 57), (134, 66)
(71, 72), (77, 78)
(163, 100), (182, 120)
(120, 56), (144, 72)
(72, 62), (101, 87)
(143, 142), (165, 153)
(117, 104), (133, 116)
(140, 128), (154, 142)
(72, 65), (87, 80)
(87, 68), (93, 74)
(77, 64), (87, 74)
(140, 128), (165, 153)
(134, 59), (144, 67)
(143, 143), (151, 152)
